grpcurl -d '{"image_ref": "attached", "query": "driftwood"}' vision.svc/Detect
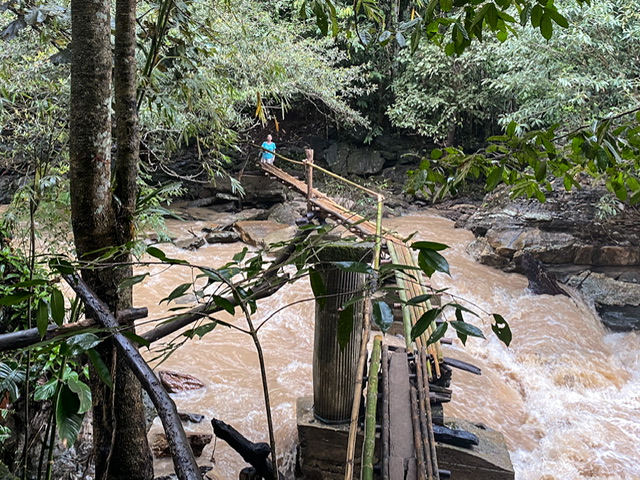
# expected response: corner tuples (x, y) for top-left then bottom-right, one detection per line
(62, 273), (201, 480)
(0, 307), (148, 352)
(521, 252), (569, 297)
(211, 417), (275, 480)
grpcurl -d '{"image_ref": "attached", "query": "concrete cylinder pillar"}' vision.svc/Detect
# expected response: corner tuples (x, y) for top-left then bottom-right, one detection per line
(312, 242), (372, 423)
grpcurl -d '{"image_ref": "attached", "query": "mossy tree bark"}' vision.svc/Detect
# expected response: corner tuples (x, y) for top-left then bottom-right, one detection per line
(70, 0), (153, 478)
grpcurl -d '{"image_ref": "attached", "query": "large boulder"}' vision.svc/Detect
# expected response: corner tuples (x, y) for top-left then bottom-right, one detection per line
(460, 184), (640, 331)
(324, 142), (350, 175)
(346, 149), (385, 175)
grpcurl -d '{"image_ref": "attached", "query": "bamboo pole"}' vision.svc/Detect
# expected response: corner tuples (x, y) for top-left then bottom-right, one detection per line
(361, 336), (382, 480)
(409, 385), (427, 480)
(415, 349), (434, 480)
(344, 300), (372, 480)
(421, 347), (440, 480)
(381, 344), (390, 480)
(305, 148), (314, 214)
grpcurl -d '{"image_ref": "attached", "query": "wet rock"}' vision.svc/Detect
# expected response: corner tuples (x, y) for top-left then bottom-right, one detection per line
(154, 466), (214, 480)
(158, 370), (205, 393)
(151, 432), (213, 458)
(268, 201), (306, 225)
(461, 184), (640, 331)
(263, 225), (298, 250)
(346, 149), (385, 175)
(179, 412), (205, 423)
(324, 142), (350, 175)
(174, 237), (205, 250)
(204, 231), (240, 244)
(234, 221), (292, 248)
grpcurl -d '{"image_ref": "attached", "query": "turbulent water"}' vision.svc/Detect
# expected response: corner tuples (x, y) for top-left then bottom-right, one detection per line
(137, 213), (640, 480)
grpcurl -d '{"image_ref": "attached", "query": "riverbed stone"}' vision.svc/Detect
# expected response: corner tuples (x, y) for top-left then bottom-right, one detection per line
(234, 220), (292, 247)
(174, 237), (205, 250)
(158, 370), (205, 393)
(151, 432), (212, 458)
(204, 230), (240, 244)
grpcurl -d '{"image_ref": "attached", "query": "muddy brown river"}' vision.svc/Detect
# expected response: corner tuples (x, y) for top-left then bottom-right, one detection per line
(136, 212), (640, 480)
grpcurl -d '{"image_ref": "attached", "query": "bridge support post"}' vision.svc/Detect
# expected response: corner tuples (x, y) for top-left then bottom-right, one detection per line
(311, 241), (373, 423)
(305, 148), (314, 213)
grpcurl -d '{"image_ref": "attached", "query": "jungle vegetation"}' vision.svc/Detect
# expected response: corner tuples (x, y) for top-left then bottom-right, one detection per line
(0, 0), (638, 478)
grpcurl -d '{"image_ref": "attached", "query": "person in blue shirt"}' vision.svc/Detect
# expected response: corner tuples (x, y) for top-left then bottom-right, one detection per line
(260, 134), (276, 164)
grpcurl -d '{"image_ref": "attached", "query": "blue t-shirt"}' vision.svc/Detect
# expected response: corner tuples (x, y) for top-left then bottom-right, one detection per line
(261, 141), (276, 161)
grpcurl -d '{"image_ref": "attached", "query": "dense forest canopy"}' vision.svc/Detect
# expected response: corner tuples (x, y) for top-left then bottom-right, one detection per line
(0, 0), (639, 478)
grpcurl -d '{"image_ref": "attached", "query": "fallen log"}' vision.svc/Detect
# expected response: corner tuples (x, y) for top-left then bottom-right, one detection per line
(0, 307), (148, 352)
(62, 273), (201, 480)
(211, 417), (276, 480)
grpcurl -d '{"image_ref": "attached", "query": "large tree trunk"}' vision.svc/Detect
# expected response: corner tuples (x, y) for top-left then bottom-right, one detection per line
(70, 0), (153, 478)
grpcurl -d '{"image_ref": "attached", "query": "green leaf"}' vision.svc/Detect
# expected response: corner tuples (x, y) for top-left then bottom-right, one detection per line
(86, 349), (113, 389)
(160, 283), (191, 304)
(545, 8), (568, 28)
(122, 331), (151, 348)
(496, 29), (508, 42)
(411, 241), (448, 251)
(146, 246), (187, 264)
(34, 377), (58, 401)
(431, 148), (443, 160)
(449, 303), (480, 318)
(491, 314), (512, 347)
(372, 301), (394, 333)
(411, 308), (441, 340)
(440, 0), (453, 12)
(50, 288), (65, 326)
(540, 14), (553, 40)
(0, 291), (33, 306)
(426, 321), (448, 345)
(119, 273), (149, 290)
(233, 247), (249, 263)
(450, 320), (485, 340)
(49, 258), (74, 275)
(530, 4), (543, 27)
(66, 333), (101, 355)
(67, 378), (92, 414)
(183, 321), (217, 339)
(309, 267), (326, 309)
(56, 385), (84, 447)
(337, 304), (354, 350)
(406, 294), (433, 306)
(486, 165), (504, 191)
(418, 249), (450, 276)
(212, 295), (235, 314)
(534, 160), (547, 182)
(36, 300), (49, 339)
(0, 362), (26, 402)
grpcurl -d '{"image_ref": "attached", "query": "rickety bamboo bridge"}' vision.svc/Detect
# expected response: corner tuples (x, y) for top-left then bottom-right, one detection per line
(258, 153), (467, 480)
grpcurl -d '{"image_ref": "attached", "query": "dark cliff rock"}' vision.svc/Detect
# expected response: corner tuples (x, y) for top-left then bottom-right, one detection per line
(460, 184), (640, 331)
